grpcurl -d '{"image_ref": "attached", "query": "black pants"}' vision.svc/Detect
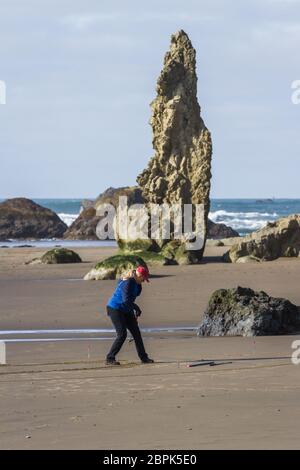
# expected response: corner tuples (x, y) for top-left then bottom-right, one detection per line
(106, 306), (149, 361)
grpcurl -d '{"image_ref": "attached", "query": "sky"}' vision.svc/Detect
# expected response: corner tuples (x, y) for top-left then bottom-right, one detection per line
(0, 0), (299, 199)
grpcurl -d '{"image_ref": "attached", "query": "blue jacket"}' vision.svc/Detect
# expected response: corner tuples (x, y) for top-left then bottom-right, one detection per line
(107, 278), (142, 314)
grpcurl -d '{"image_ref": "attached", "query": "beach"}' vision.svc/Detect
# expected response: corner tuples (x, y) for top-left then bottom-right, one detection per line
(1, 244), (300, 449)
(2, 0), (300, 453)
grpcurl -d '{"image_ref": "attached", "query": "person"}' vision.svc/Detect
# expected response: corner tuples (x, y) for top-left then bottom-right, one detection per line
(105, 265), (154, 365)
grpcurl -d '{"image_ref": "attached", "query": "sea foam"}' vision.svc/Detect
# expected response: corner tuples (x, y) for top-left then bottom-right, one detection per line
(209, 210), (279, 233)
(58, 213), (78, 226)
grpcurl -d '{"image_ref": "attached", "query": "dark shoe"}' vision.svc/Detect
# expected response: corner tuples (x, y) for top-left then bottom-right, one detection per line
(141, 358), (154, 364)
(105, 359), (120, 366)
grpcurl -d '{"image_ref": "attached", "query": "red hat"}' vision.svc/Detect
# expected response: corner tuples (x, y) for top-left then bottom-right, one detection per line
(136, 265), (150, 282)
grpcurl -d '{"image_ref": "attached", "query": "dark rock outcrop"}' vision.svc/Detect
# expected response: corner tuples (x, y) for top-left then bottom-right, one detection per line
(79, 186), (144, 212)
(207, 220), (239, 239)
(64, 207), (100, 240)
(0, 198), (67, 240)
(64, 187), (144, 240)
(197, 286), (300, 337)
(94, 186), (144, 210)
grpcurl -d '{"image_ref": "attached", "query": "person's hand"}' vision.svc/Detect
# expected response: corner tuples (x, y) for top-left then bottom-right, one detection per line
(134, 305), (142, 318)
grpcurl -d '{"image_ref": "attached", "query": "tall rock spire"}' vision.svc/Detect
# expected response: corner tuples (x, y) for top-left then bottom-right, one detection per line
(137, 30), (212, 261)
(137, 30), (212, 207)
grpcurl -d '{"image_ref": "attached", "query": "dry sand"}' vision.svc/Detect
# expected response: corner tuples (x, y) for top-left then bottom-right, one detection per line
(0, 245), (300, 449)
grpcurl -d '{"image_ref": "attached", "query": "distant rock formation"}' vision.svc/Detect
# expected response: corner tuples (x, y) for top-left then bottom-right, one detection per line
(94, 186), (144, 210)
(64, 187), (144, 240)
(197, 286), (300, 336)
(80, 187), (144, 212)
(64, 207), (100, 240)
(207, 220), (239, 239)
(136, 30), (212, 262)
(0, 198), (67, 240)
(223, 215), (300, 262)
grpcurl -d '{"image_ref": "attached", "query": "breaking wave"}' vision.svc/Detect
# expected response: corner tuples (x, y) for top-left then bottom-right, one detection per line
(209, 210), (279, 234)
(58, 213), (79, 227)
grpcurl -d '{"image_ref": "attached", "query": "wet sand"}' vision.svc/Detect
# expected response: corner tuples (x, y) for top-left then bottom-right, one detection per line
(0, 245), (300, 449)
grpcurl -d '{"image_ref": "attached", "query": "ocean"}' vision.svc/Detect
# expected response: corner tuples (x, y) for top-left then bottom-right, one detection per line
(1, 198), (300, 247)
(209, 199), (300, 235)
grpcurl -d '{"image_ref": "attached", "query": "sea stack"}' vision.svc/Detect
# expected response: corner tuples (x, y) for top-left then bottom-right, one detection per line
(0, 198), (67, 240)
(137, 30), (212, 262)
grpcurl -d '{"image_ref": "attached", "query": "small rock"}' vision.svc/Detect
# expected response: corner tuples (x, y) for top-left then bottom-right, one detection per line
(206, 239), (225, 247)
(27, 248), (82, 265)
